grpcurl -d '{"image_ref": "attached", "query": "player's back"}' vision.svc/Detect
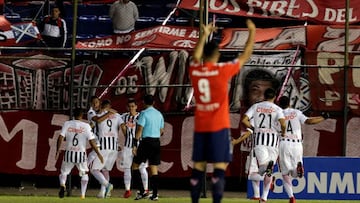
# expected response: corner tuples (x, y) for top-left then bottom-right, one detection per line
(282, 108), (307, 140)
(248, 101), (284, 133)
(61, 120), (94, 152)
(189, 60), (240, 132)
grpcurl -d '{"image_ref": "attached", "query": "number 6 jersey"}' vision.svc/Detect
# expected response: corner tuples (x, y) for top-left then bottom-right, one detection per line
(60, 120), (95, 163)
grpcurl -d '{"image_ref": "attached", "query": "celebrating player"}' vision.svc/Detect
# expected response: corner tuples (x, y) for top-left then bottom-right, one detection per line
(119, 98), (149, 198)
(277, 96), (327, 203)
(90, 99), (123, 198)
(56, 108), (103, 199)
(241, 88), (286, 203)
(189, 19), (255, 203)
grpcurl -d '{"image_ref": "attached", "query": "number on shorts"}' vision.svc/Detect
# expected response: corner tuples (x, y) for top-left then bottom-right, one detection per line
(198, 78), (211, 103)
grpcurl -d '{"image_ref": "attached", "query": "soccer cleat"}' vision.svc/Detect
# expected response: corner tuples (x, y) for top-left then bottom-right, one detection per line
(104, 183), (113, 198)
(259, 199), (267, 203)
(265, 161), (274, 177)
(149, 194), (159, 201)
(58, 185), (65, 198)
(123, 190), (132, 198)
(297, 162), (304, 178)
(80, 195), (85, 199)
(134, 190), (150, 200)
(250, 197), (260, 200)
(289, 196), (296, 203)
(270, 176), (275, 191)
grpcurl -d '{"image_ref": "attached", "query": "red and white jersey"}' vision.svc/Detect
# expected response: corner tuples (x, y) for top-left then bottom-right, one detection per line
(97, 111), (123, 150)
(60, 120), (95, 163)
(245, 101), (284, 147)
(189, 59), (241, 132)
(282, 107), (308, 140)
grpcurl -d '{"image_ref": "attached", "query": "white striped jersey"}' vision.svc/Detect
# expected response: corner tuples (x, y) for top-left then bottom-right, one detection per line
(60, 120), (95, 163)
(245, 101), (285, 147)
(97, 111), (123, 150)
(121, 112), (139, 148)
(87, 107), (98, 135)
(282, 108), (308, 140)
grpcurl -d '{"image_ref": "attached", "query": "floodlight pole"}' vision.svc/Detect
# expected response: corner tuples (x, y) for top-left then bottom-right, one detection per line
(67, 0), (79, 197)
(342, 0), (350, 156)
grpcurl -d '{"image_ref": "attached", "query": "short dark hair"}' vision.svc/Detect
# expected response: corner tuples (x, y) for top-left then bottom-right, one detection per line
(128, 98), (136, 104)
(278, 96), (290, 109)
(264, 88), (276, 100)
(203, 40), (219, 58)
(101, 99), (111, 107)
(73, 107), (84, 118)
(143, 94), (154, 105)
(244, 69), (280, 91)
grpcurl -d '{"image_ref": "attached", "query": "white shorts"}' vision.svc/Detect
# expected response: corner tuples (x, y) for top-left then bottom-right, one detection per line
(254, 145), (278, 166)
(90, 150), (118, 171)
(119, 147), (148, 169)
(278, 140), (303, 176)
(120, 147), (134, 169)
(245, 153), (259, 174)
(60, 161), (88, 177)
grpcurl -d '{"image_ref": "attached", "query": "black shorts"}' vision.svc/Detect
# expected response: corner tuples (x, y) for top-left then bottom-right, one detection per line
(133, 137), (160, 165)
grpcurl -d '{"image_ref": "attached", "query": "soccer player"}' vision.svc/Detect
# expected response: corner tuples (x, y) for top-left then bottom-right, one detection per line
(132, 94), (164, 201)
(90, 99), (123, 198)
(241, 88), (286, 203)
(56, 108), (103, 199)
(278, 96), (327, 203)
(189, 19), (256, 203)
(120, 98), (149, 198)
(87, 96), (101, 164)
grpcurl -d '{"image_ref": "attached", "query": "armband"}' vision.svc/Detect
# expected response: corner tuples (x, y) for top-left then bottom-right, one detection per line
(246, 128), (254, 134)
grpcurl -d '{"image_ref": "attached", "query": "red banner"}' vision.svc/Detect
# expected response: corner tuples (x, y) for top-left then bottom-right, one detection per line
(306, 51), (360, 115)
(178, 0), (360, 25)
(76, 25), (360, 51)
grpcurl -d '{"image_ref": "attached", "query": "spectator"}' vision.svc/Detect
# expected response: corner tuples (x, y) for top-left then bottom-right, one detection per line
(38, 5), (67, 47)
(109, 0), (139, 34)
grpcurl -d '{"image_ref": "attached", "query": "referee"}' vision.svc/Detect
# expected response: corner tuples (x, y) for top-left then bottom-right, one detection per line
(132, 94), (164, 201)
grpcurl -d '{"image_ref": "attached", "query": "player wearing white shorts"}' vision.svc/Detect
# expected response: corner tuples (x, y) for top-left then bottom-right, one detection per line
(278, 96), (326, 203)
(242, 88), (286, 203)
(120, 98), (149, 198)
(56, 108), (103, 199)
(90, 99), (123, 198)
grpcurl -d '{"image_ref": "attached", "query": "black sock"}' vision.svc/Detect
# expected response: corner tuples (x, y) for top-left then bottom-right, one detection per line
(150, 175), (159, 196)
(212, 169), (225, 203)
(132, 169), (144, 194)
(190, 169), (205, 203)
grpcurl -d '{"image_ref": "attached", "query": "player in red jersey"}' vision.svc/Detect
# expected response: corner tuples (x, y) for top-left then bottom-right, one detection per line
(189, 19), (256, 203)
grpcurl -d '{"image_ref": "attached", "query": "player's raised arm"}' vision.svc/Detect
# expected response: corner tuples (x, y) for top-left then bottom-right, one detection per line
(192, 24), (217, 63)
(237, 19), (256, 66)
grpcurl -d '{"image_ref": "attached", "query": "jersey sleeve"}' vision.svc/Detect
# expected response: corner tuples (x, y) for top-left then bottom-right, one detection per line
(59, 121), (68, 137)
(297, 110), (308, 124)
(137, 112), (145, 127)
(85, 123), (96, 140)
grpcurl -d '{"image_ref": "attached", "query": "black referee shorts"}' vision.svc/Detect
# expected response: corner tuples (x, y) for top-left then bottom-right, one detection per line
(133, 137), (160, 166)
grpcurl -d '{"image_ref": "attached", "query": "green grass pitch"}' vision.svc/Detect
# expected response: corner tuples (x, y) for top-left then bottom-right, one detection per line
(1, 196), (360, 203)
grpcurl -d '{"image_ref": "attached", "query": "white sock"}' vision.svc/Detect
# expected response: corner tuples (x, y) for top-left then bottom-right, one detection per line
(282, 174), (294, 198)
(139, 167), (148, 191)
(91, 169), (108, 186)
(261, 175), (272, 201)
(124, 168), (131, 190)
(251, 180), (260, 198)
(80, 174), (89, 197)
(59, 174), (67, 187)
(102, 170), (110, 182)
